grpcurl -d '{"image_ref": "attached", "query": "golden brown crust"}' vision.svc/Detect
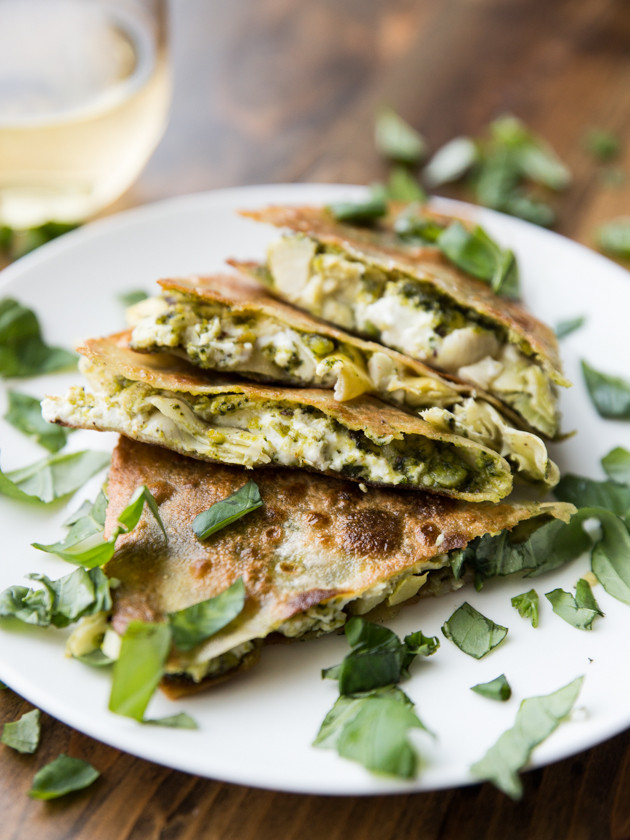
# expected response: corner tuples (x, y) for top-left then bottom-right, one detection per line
(239, 203), (563, 381)
(104, 437), (573, 695)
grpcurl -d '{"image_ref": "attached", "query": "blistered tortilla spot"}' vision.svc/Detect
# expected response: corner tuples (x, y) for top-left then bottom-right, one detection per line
(286, 587), (342, 614)
(440, 531), (469, 552)
(303, 511), (331, 529)
(418, 521), (439, 545)
(147, 479), (176, 505)
(341, 509), (402, 556)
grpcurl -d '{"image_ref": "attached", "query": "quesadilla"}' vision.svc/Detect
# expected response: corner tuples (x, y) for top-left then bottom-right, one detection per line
(41, 332), (514, 502)
(79, 436), (573, 697)
(236, 203), (568, 439)
(128, 273), (558, 487)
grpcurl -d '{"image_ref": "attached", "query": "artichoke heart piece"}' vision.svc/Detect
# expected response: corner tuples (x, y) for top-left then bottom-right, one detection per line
(42, 331), (513, 502)
(127, 274), (558, 487)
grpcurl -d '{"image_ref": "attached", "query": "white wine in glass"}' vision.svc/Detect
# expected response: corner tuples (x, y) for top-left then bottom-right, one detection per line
(0, 0), (170, 228)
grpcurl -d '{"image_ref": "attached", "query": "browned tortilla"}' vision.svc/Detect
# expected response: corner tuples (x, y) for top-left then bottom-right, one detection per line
(104, 436), (573, 697)
(239, 203), (564, 383)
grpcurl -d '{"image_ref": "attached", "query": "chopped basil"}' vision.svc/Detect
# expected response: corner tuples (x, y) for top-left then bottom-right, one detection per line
(470, 676), (584, 798)
(4, 391), (70, 453)
(326, 187), (388, 225)
(511, 589), (539, 628)
(143, 712), (198, 730)
(597, 218), (630, 259)
(34, 484), (165, 568)
(436, 221), (520, 299)
(29, 754), (100, 800)
(74, 650), (114, 668)
(0, 449), (110, 504)
(422, 136), (478, 188)
(108, 622), (172, 721)
(193, 479), (263, 540)
(583, 129), (621, 162)
(313, 686), (427, 779)
(581, 360), (630, 419)
(489, 115), (571, 191)
(441, 602), (507, 659)
(375, 107), (426, 165)
(119, 290), (148, 307)
(0, 297), (77, 378)
(555, 316), (585, 339)
(393, 204), (445, 243)
(1, 708), (40, 753)
(0, 567), (111, 628)
(169, 578), (246, 652)
(588, 510), (630, 605)
(0, 222), (76, 262)
(554, 474), (630, 517)
(545, 579), (603, 631)
(322, 617), (438, 695)
(602, 447), (630, 485)
(385, 167), (427, 202)
(471, 674), (511, 702)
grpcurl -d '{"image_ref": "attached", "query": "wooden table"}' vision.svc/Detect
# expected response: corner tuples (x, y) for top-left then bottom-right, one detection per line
(2, 0), (630, 836)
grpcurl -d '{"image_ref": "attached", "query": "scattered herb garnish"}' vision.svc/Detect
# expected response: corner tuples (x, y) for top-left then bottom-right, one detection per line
(29, 754), (100, 800)
(1, 708), (41, 753)
(4, 391), (70, 453)
(471, 674), (511, 702)
(119, 290), (149, 307)
(143, 713), (198, 730)
(597, 218), (630, 260)
(441, 602), (507, 659)
(168, 578), (246, 652)
(386, 166), (427, 202)
(0, 297), (77, 378)
(581, 360), (630, 419)
(511, 589), (540, 627)
(583, 128), (621, 162)
(193, 480), (263, 540)
(470, 676), (584, 799)
(375, 108), (426, 165)
(0, 222), (77, 262)
(108, 622), (172, 721)
(545, 579), (603, 631)
(0, 449), (110, 504)
(436, 221), (520, 298)
(601, 447), (630, 486)
(555, 316), (585, 339)
(554, 474), (630, 518)
(326, 186), (388, 225)
(393, 204), (444, 243)
(422, 136), (479, 189)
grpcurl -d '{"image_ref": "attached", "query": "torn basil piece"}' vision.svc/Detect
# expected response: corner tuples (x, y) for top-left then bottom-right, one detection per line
(0, 297), (77, 378)
(582, 360), (630, 419)
(422, 136), (478, 188)
(546, 579), (603, 631)
(326, 187), (388, 225)
(0, 449), (110, 504)
(471, 674), (511, 702)
(602, 447), (630, 486)
(385, 167), (427, 202)
(393, 204), (445, 243)
(555, 316), (585, 340)
(108, 621), (172, 721)
(4, 391), (70, 453)
(442, 602), (507, 659)
(29, 754), (100, 800)
(597, 218), (630, 260)
(470, 676), (584, 799)
(511, 589), (539, 628)
(169, 578), (246, 652)
(1, 708), (40, 753)
(554, 474), (630, 517)
(119, 290), (148, 307)
(193, 480), (263, 540)
(588, 510), (630, 605)
(143, 712), (198, 730)
(375, 107), (426, 165)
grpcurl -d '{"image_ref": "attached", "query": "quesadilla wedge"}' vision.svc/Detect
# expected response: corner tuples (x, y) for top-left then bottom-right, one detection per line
(128, 273), (558, 487)
(236, 203), (569, 439)
(79, 437), (574, 697)
(41, 332), (514, 502)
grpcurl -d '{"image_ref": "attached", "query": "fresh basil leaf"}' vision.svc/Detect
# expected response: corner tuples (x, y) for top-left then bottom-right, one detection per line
(489, 115), (571, 190)
(0, 222), (76, 261)
(471, 674), (511, 702)
(0, 298), (77, 378)
(4, 391), (70, 453)
(327, 187), (388, 226)
(314, 686), (426, 779)
(143, 712), (198, 729)
(1, 708), (40, 753)
(0, 584), (53, 626)
(385, 167), (427, 202)
(597, 218), (630, 259)
(193, 480), (263, 540)
(422, 136), (478, 188)
(502, 192), (556, 228)
(602, 447), (630, 486)
(511, 589), (539, 628)
(375, 107), (426, 165)
(74, 650), (114, 667)
(119, 290), (148, 307)
(29, 754), (99, 800)
(546, 579), (603, 631)
(470, 676), (584, 799)
(109, 621), (172, 721)
(117, 484), (167, 539)
(583, 128), (620, 162)
(393, 204), (445, 243)
(0, 449), (110, 504)
(441, 602), (507, 659)
(169, 578), (246, 652)
(554, 474), (630, 517)
(588, 510), (630, 605)
(582, 360), (630, 419)
(555, 316), (585, 339)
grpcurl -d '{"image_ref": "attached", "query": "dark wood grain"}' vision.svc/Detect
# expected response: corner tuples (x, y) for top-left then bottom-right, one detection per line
(2, 0), (630, 837)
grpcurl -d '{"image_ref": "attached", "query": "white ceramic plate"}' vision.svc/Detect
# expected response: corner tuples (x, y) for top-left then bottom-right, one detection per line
(0, 183), (629, 796)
